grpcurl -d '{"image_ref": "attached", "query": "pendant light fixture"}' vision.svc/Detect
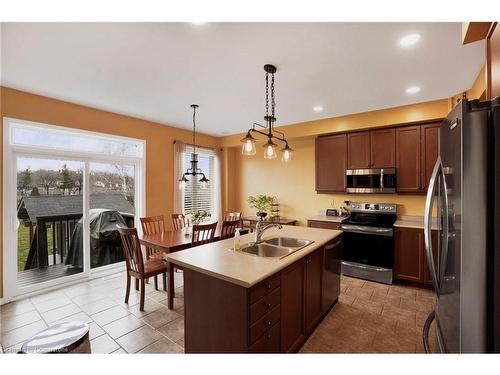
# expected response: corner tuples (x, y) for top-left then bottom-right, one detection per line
(241, 64), (293, 162)
(179, 104), (209, 190)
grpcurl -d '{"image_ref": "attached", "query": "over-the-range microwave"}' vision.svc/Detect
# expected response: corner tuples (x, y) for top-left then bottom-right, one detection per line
(346, 168), (396, 193)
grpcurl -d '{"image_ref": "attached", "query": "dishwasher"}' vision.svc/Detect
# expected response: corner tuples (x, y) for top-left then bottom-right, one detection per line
(322, 235), (342, 313)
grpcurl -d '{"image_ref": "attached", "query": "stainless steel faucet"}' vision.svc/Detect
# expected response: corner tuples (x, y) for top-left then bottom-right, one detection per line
(255, 221), (282, 243)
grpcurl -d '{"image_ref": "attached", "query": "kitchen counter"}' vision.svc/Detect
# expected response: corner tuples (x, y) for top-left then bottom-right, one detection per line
(166, 225), (341, 288)
(394, 215), (439, 230)
(307, 215), (347, 223)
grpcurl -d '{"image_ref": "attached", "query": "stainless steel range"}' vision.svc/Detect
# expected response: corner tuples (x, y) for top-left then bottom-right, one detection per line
(341, 202), (397, 284)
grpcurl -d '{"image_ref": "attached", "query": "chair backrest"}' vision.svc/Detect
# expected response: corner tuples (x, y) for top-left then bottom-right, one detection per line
(192, 222), (218, 246)
(223, 211), (241, 221)
(220, 220), (241, 239)
(118, 227), (144, 275)
(171, 213), (186, 230)
(140, 215), (166, 235)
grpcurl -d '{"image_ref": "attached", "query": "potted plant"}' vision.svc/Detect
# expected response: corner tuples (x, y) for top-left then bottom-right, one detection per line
(247, 194), (274, 220)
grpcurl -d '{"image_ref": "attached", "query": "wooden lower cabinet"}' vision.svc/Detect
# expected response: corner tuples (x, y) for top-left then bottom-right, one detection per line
(307, 219), (342, 230)
(183, 240), (340, 353)
(394, 227), (438, 287)
(305, 249), (323, 333)
(280, 259), (306, 352)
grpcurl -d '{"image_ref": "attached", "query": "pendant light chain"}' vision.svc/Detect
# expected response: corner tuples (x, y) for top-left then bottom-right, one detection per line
(271, 72), (275, 119)
(265, 72), (269, 118)
(192, 105), (196, 156)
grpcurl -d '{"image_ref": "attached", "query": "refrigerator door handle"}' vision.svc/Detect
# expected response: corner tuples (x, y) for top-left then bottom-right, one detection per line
(422, 310), (436, 353)
(438, 164), (450, 287)
(424, 157), (442, 296)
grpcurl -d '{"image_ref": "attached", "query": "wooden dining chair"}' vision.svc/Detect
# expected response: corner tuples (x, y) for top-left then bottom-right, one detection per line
(220, 219), (241, 239)
(118, 227), (168, 311)
(140, 215), (167, 288)
(223, 211), (241, 221)
(192, 222), (218, 246)
(171, 213), (186, 230)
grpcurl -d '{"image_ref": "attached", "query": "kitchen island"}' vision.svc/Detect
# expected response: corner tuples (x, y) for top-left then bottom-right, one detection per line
(166, 225), (342, 353)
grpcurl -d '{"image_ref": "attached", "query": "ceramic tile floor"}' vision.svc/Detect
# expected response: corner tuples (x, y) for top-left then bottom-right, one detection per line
(0, 271), (185, 354)
(1, 272), (435, 354)
(300, 276), (436, 353)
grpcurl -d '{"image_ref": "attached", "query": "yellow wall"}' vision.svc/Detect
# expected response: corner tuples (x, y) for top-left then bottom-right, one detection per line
(0, 86), (219, 298)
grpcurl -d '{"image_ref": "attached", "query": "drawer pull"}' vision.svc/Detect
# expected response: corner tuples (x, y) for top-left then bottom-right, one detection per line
(265, 320), (272, 326)
(264, 302), (272, 308)
(265, 334), (272, 340)
(265, 282), (272, 289)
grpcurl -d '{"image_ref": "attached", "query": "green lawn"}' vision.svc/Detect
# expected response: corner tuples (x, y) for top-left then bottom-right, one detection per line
(18, 223), (54, 271)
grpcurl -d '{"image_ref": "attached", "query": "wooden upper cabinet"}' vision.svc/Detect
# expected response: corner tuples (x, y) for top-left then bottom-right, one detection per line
(347, 131), (371, 169)
(370, 128), (395, 168)
(421, 123), (440, 191)
(315, 134), (347, 192)
(396, 126), (421, 193)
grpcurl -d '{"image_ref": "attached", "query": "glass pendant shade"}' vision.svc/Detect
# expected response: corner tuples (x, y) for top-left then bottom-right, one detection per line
(199, 175), (209, 190)
(281, 144), (293, 162)
(263, 140), (278, 160)
(179, 175), (189, 190)
(241, 132), (257, 156)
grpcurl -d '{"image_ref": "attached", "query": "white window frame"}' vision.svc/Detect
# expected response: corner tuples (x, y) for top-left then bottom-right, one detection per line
(2, 117), (146, 302)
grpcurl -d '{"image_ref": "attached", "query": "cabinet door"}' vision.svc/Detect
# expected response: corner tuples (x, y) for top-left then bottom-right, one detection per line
(396, 126), (422, 192)
(421, 123), (440, 191)
(423, 230), (439, 286)
(280, 260), (306, 353)
(315, 135), (347, 192)
(370, 128), (395, 168)
(394, 227), (423, 282)
(347, 131), (371, 169)
(305, 249), (323, 333)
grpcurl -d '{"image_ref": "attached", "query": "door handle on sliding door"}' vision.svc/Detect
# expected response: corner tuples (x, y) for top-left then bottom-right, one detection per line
(424, 157), (443, 296)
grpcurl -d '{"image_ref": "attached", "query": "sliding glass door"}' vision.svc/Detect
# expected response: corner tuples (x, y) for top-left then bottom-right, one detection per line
(3, 118), (145, 300)
(16, 156), (85, 288)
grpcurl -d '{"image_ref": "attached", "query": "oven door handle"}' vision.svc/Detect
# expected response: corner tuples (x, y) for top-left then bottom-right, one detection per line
(340, 224), (393, 236)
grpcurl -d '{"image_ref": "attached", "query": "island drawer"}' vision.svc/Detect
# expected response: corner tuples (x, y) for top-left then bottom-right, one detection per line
(248, 305), (281, 344)
(249, 274), (281, 304)
(249, 287), (281, 324)
(248, 322), (281, 353)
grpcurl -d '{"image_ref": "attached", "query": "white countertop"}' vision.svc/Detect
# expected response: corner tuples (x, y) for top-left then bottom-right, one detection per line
(394, 216), (439, 230)
(307, 215), (347, 223)
(166, 225), (341, 288)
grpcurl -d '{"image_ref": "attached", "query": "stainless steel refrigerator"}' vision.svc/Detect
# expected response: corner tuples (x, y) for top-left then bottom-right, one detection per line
(422, 97), (500, 353)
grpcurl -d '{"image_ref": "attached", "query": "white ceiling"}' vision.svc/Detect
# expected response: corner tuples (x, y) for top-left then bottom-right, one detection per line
(0, 22), (485, 136)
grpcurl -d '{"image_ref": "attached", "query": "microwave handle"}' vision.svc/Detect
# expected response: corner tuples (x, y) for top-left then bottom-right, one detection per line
(380, 169), (384, 192)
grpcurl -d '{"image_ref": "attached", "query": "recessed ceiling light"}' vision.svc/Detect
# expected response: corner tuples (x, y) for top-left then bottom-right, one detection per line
(399, 33), (421, 47)
(313, 105), (324, 112)
(405, 86), (421, 94)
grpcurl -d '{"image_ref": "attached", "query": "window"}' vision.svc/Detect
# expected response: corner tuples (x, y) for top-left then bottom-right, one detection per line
(182, 146), (215, 217)
(11, 123), (143, 157)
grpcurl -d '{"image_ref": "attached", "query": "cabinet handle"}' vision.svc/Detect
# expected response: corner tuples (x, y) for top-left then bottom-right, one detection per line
(264, 302), (272, 308)
(265, 282), (272, 290)
(265, 334), (272, 340)
(265, 320), (272, 326)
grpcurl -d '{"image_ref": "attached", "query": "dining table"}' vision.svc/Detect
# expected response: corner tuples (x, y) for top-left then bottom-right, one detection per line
(139, 224), (249, 309)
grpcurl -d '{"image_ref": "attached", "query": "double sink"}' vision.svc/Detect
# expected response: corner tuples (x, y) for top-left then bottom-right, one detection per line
(240, 237), (313, 259)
